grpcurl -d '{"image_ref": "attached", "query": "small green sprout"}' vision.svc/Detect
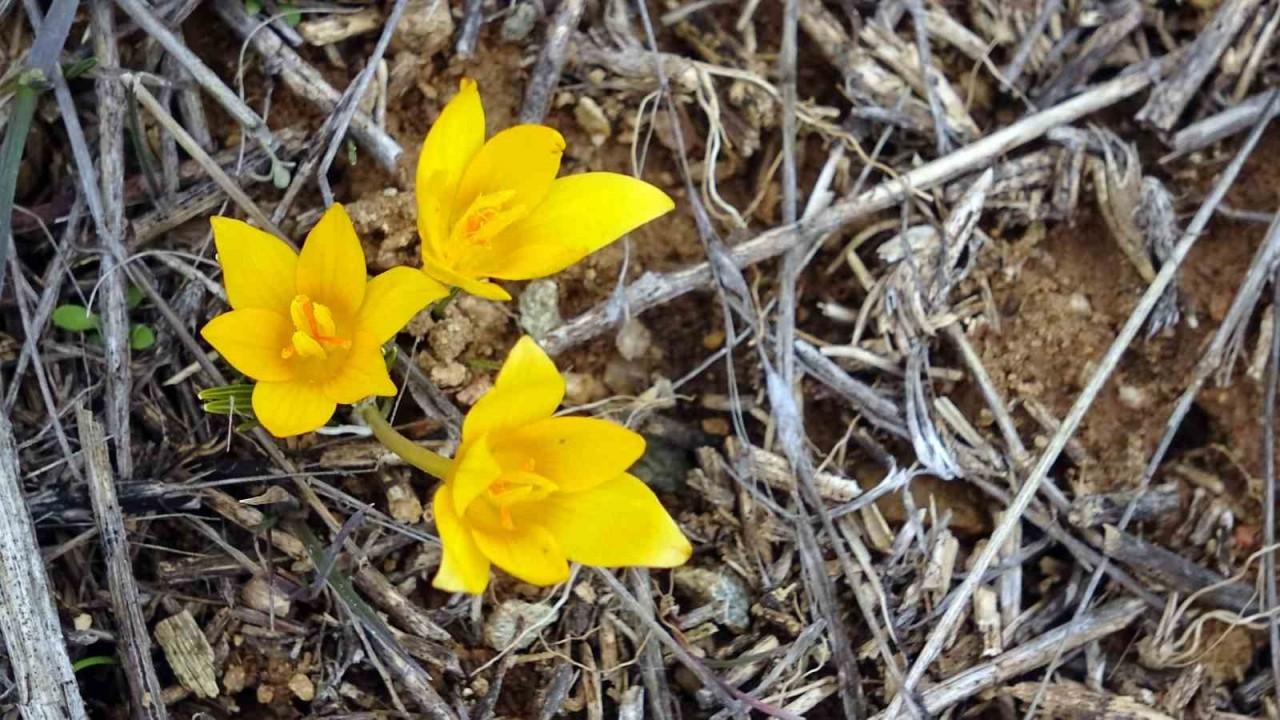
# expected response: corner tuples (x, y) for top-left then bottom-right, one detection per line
(51, 286), (154, 351)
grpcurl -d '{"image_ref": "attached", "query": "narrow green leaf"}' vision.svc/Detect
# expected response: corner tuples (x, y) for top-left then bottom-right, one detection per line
(0, 0), (78, 298)
(199, 383), (256, 420)
(430, 286), (461, 320)
(72, 655), (116, 673)
(464, 358), (501, 372)
(0, 84), (40, 299)
(61, 56), (98, 81)
(197, 383), (255, 402)
(125, 285), (143, 309)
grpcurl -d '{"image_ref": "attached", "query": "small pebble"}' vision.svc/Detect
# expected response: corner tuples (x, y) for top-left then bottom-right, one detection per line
(616, 319), (652, 361)
(455, 374), (494, 407)
(390, 0), (453, 56)
(385, 479), (423, 525)
(574, 96), (612, 146)
(288, 674), (315, 702)
(485, 600), (558, 651)
(518, 280), (562, 340)
(429, 360), (468, 388)
(1118, 384), (1149, 410)
(427, 314), (473, 363)
(241, 576), (291, 616)
(500, 0), (539, 42)
(564, 371), (608, 405)
(1067, 292), (1092, 316)
(223, 665), (248, 694)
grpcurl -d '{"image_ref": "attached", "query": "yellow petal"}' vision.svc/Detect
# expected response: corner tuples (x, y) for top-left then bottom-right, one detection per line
(448, 434), (503, 518)
(252, 380), (336, 437)
(492, 417), (645, 493)
(358, 267), (449, 344)
(200, 309), (294, 382)
(431, 484), (491, 594)
(534, 474), (691, 568)
(451, 125), (564, 224)
(420, 255), (512, 302)
(210, 216), (298, 313)
(321, 331), (396, 404)
(297, 204), (367, 319)
(418, 78), (485, 255)
(472, 522), (569, 587)
(463, 173), (675, 280)
(463, 336), (563, 442)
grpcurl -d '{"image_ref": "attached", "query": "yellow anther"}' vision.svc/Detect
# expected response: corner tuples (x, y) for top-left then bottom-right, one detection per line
(287, 330), (328, 360)
(283, 294), (350, 361)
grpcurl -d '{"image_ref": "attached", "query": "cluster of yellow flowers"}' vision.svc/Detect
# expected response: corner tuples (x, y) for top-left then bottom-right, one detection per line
(199, 80), (690, 593)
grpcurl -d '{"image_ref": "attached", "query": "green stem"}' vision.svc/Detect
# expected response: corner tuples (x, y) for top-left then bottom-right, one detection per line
(361, 404), (452, 479)
(430, 286), (461, 320)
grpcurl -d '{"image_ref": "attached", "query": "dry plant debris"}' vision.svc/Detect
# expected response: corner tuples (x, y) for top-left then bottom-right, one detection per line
(6, 0), (1280, 718)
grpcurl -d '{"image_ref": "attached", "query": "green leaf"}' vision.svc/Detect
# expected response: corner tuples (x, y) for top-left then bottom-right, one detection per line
(280, 3), (301, 27)
(0, 84), (40, 299)
(430, 286), (461, 320)
(128, 324), (155, 351)
(51, 304), (98, 332)
(464, 358), (501, 372)
(72, 655), (116, 673)
(61, 56), (98, 81)
(198, 383), (255, 402)
(244, 0), (262, 15)
(125, 285), (143, 309)
(199, 384), (256, 420)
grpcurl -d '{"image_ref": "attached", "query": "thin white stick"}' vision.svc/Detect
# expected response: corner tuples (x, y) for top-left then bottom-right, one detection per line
(545, 63), (1163, 355)
(885, 85), (1280, 718)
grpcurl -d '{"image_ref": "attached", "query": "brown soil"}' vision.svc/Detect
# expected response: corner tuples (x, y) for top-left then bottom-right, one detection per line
(971, 133), (1280, 526)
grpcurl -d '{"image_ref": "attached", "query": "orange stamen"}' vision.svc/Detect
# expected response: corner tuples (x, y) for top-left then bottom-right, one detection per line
(296, 297), (351, 349)
(464, 208), (496, 237)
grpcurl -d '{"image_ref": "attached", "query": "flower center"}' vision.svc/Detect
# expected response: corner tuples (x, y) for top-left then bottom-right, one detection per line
(282, 295), (351, 360)
(450, 189), (523, 249)
(484, 459), (555, 530)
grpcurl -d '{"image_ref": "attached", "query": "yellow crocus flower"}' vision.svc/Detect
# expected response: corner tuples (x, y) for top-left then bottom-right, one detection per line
(406, 336), (691, 593)
(201, 204), (448, 437)
(415, 79), (675, 301)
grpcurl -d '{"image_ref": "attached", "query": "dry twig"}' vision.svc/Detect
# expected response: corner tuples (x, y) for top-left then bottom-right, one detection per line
(76, 406), (167, 718)
(0, 411), (86, 719)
